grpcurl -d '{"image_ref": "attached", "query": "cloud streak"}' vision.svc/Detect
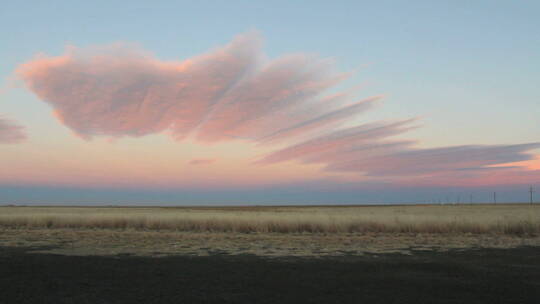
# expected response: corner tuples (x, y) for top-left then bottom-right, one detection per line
(258, 118), (540, 182)
(0, 116), (26, 144)
(256, 119), (418, 164)
(325, 143), (540, 176)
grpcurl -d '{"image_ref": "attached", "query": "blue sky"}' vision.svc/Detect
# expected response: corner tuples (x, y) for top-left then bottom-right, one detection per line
(1, 1), (539, 204)
(2, 1), (539, 144)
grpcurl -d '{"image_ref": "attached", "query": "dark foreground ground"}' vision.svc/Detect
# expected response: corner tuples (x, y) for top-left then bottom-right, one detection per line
(1, 246), (539, 304)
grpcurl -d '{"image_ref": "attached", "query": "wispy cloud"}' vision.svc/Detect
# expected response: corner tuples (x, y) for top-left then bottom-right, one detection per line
(188, 159), (215, 165)
(256, 119), (418, 164)
(17, 32), (362, 144)
(16, 32), (540, 185)
(258, 117), (540, 182)
(0, 116), (26, 144)
(325, 143), (540, 176)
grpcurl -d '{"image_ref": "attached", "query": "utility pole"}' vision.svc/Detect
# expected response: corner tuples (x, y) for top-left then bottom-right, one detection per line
(530, 186), (534, 205)
(493, 192), (497, 204)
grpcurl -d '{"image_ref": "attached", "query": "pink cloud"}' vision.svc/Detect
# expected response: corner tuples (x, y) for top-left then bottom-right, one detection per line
(15, 31), (540, 186)
(188, 159), (215, 165)
(325, 143), (540, 176)
(17, 32), (362, 144)
(257, 95), (381, 144)
(0, 116), (26, 144)
(256, 119), (418, 164)
(258, 117), (540, 184)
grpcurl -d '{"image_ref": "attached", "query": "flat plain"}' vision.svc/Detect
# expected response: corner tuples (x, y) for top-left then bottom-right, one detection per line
(0, 204), (539, 256)
(1, 204), (539, 303)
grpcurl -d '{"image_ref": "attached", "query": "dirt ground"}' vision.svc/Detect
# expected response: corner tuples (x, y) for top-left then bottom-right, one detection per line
(0, 244), (539, 303)
(1, 228), (539, 303)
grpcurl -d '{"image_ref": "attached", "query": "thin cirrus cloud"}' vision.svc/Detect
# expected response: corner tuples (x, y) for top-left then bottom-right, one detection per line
(0, 116), (26, 144)
(258, 119), (540, 180)
(324, 143), (540, 177)
(188, 159), (215, 166)
(16, 31), (540, 184)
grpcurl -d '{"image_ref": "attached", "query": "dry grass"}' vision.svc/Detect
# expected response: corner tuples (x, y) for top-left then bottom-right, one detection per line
(3, 228), (540, 257)
(0, 204), (539, 235)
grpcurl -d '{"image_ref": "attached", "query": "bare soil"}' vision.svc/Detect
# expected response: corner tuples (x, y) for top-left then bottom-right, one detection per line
(0, 244), (539, 303)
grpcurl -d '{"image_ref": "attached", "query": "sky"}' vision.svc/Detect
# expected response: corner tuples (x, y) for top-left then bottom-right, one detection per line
(1, 1), (539, 204)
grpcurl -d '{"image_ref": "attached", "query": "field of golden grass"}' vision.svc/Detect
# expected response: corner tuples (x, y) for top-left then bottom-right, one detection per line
(1, 204), (539, 234)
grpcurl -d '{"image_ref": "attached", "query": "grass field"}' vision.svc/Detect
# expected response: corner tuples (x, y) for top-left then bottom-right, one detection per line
(1, 204), (539, 234)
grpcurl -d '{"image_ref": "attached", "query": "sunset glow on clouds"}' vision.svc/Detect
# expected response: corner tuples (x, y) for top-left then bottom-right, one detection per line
(5, 32), (539, 194)
(17, 32), (368, 144)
